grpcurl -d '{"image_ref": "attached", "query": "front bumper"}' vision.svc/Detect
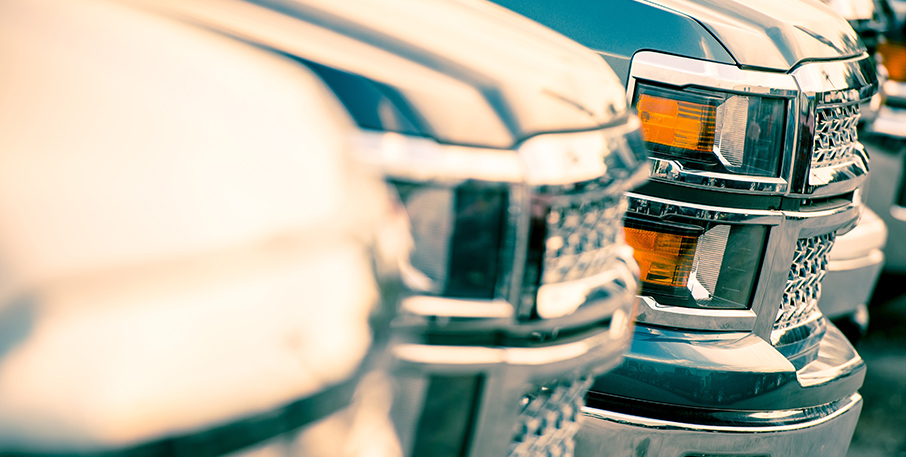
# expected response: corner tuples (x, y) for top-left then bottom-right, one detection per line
(577, 393), (861, 457)
(577, 324), (864, 457)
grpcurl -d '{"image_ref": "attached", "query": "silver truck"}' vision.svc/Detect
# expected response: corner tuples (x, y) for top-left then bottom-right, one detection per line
(493, 0), (880, 455)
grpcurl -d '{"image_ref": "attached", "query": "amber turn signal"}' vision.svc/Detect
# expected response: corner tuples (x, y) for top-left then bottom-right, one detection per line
(624, 220), (701, 289)
(637, 93), (716, 153)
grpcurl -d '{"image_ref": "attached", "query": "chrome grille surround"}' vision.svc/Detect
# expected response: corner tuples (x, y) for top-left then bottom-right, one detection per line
(509, 374), (593, 457)
(812, 102), (860, 167)
(775, 233), (836, 331)
(542, 195), (627, 284)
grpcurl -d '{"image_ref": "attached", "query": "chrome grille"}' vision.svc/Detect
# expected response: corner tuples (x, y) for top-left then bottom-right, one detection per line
(542, 195), (627, 284)
(812, 103), (860, 167)
(509, 375), (593, 457)
(775, 233), (835, 331)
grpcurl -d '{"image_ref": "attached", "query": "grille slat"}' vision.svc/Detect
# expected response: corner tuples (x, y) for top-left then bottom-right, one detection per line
(812, 103), (860, 167)
(775, 233), (835, 331)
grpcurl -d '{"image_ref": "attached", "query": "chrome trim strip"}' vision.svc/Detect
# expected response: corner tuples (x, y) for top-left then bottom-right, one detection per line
(800, 155), (869, 198)
(648, 159), (789, 194)
(784, 200), (859, 222)
(625, 192), (783, 225)
(355, 119), (649, 187)
(628, 51), (800, 98)
(791, 54), (878, 100)
(634, 296), (756, 331)
(393, 328), (618, 367)
(581, 392), (861, 433)
(353, 131), (522, 183)
(519, 116), (647, 186)
(400, 296), (514, 319)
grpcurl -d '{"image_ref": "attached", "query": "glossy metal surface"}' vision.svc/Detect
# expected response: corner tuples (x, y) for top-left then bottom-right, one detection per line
(354, 115), (648, 187)
(635, 296), (757, 331)
(647, 158), (789, 193)
(576, 393), (861, 457)
(624, 193), (783, 226)
(590, 323), (864, 411)
(341, 27), (650, 457)
(134, 0), (631, 149)
(651, 0), (865, 71)
(627, 52), (877, 198)
(790, 56), (878, 197)
(490, 0), (736, 85)
(628, 51), (800, 97)
(395, 250), (638, 339)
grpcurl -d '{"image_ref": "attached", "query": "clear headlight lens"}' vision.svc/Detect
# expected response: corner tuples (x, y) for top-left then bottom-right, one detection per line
(634, 83), (786, 177)
(624, 215), (767, 310)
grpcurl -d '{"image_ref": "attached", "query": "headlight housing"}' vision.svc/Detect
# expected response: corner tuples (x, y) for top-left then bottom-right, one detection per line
(624, 215), (767, 310)
(395, 181), (507, 299)
(634, 83), (787, 177)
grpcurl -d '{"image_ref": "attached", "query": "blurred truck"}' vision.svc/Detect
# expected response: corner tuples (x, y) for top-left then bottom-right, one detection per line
(0, 0), (409, 455)
(0, 0), (651, 456)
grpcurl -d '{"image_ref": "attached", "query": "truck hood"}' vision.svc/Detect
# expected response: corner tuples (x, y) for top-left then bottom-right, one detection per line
(649, 0), (866, 71)
(140, 0), (630, 149)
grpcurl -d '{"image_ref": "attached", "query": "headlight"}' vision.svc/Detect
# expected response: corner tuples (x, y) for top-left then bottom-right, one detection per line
(634, 83), (786, 177)
(394, 181), (507, 299)
(624, 215), (767, 310)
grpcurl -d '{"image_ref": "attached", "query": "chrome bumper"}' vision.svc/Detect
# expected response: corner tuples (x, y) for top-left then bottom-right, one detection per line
(576, 393), (861, 457)
(578, 323), (864, 457)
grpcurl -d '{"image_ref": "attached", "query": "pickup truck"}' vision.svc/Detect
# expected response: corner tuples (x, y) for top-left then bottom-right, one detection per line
(0, 0), (650, 456)
(493, 0), (879, 455)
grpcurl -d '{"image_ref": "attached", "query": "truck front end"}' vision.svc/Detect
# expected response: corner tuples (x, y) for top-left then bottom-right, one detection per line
(215, 1), (653, 455)
(582, 50), (875, 456)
